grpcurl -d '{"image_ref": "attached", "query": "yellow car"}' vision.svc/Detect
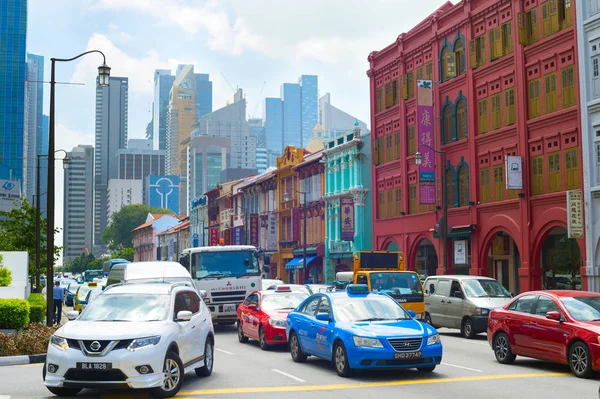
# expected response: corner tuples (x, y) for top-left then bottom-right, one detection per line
(73, 282), (102, 313)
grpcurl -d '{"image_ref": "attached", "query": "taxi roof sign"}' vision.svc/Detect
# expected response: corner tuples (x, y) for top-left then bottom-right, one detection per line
(88, 282), (98, 287)
(275, 286), (292, 292)
(346, 284), (370, 295)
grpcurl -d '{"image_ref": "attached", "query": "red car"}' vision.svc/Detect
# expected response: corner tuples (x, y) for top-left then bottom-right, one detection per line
(237, 286), (309, 350)
(488, 290), (600, 378)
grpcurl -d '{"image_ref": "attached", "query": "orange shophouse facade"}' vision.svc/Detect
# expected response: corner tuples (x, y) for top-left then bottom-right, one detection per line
(368, 0), (586, 293)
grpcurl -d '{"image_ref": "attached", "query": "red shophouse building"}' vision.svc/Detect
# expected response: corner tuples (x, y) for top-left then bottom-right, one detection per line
(368, 0), (586, 293)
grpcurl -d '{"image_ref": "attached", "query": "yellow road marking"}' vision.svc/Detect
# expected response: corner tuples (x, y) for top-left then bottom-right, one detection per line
(178, 372), (570, 396)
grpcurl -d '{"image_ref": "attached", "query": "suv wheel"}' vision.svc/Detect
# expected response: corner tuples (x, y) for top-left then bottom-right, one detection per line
(195, 338), (214, 377)
(461, 318), (476, 339)
(150, 351), (184, 398)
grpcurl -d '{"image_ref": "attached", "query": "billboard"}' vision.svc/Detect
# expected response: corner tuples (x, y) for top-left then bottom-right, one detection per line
(146, 175), (180, 213)
(0, 179), (21, 213)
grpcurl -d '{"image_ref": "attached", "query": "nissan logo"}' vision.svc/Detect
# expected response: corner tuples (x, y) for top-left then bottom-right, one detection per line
(90, 341), (102, 352)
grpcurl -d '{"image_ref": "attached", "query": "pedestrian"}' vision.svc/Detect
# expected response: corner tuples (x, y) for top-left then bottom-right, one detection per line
(53, 281), (65, 325)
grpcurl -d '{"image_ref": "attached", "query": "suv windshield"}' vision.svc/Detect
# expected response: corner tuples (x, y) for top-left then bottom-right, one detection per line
(560, 296), (600, 321)
(333, 296), (410, 322)
(369, 272), (423, 296)
(79, 294), (171, 322)
(262, 293), (308, 311)
(192, 251), (260, 278)
(463, 279), (511, 298)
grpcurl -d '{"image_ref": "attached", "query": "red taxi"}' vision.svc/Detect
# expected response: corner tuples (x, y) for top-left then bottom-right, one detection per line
(237, 286), (309, 350)
(488, 290), (600, 378)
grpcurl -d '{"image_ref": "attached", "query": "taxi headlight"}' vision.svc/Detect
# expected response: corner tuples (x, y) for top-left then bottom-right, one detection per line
(127, 336), (161, 352)
(50, 335), (68, 351)
(353, 336), (383, 348)
(427, 334), (441, 345)
(475, 308), (490, 316)
(268, 317), (286, 328)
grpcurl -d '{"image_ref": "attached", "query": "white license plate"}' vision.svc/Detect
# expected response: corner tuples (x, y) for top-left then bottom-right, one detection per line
(223, 304), (236, 313)
(76, 362), (112, 370)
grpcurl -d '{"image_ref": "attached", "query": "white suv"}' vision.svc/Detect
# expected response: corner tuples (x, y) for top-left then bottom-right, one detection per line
(43, 282), (214, 398)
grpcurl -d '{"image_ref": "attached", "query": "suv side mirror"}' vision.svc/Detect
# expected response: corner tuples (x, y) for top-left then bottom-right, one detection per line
(454, 291), (464, 299)
(67, 311), (79, 321)
(177, 310), (193, 321)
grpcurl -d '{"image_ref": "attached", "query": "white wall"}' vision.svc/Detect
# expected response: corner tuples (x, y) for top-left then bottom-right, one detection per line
(0, 251), (30, 299)
(107, 179), (143, 219)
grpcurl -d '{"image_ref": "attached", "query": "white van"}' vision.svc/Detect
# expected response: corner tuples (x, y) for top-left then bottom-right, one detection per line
(106, 261), (196, 289)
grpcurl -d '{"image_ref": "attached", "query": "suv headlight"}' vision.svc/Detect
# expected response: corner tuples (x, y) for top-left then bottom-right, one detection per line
(353, 336), (383, 348)
(475, 308), (490, 316)
(50, 335), (68, 351)
(127, 336), (161, 352)
(427, 334), (441, 345)
(268, 317), (286, 328)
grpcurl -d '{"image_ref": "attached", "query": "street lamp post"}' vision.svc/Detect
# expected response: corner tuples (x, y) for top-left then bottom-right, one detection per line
(415, 145), (448, 275)
(283, 190), (308, 280)
(46, 50), (110, 326)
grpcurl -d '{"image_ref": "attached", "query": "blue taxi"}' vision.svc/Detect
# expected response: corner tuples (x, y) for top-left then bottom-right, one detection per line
(286, 284), (442, 377)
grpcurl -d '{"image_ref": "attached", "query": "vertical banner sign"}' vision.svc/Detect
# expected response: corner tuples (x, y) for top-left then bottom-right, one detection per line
(417, 80), (436, 204)
(168, 239), (175, 258)
(567, 190), (584, 238)
(505, 155), (523, 190)
(224, 229), (231, 245)
(250, 213), (259, 247)
(291, 208), (301, 242)
(233, 227), (243, 245)
(340, 197), (355, 241)
(268, 214), (278, 250)
(209, 227), (219, 246)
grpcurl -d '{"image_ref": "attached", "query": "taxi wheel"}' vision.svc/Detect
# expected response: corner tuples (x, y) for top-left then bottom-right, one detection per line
(237, 321), (248, 343)
(289, 331), (307, 363)
(493, 332), (516, 364)
(569, 341), (593, 378)
(417, 365), (436, 373)
(333, 341), (353, 377)
(259, 326), (270, 351)
(461, 318), (476, 339)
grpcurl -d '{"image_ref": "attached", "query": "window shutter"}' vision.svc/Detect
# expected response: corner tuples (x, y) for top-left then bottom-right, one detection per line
(518, 13), (528, 45)
(505, 22), (513, 53)
(469, 40), (478, 68)
(565, 0), (572, 27)
(549, 0), (559, 33)
(447, 52), (456, 79)
(401, 74), (408, 99)
(531, 9), (538, 42)
(542, 3), (550, 37)
(494, 27), (502, 59)
(479, 36), (486, 65)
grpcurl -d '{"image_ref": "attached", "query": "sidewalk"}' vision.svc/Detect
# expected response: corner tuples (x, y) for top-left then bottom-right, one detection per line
(41, 289), (69, 326)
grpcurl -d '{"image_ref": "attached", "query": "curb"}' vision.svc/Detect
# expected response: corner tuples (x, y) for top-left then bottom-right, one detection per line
(0, 354), (46, 367)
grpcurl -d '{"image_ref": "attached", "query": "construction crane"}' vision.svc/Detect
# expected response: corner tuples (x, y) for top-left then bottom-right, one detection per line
(251, 81), (267, 119)
(220, 72), (236, 94)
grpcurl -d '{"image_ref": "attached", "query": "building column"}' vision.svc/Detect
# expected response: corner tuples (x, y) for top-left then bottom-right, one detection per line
(354, 151), (362, 188)
(349, 153), (356, 189)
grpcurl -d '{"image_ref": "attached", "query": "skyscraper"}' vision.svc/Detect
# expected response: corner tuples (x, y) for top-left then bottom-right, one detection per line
(265, 98), (283, 153)
(194, 73), (212, 119)
(281, 83), (301, 148)
(0, 0), (27, 184)
(299, 75), (318, 147)
(319, 93), (369, 139)
(94, 77), (128, 246)
(24, 53), (44, 202)
(153, 70), (175, 151)
(63, 145), (94, 263)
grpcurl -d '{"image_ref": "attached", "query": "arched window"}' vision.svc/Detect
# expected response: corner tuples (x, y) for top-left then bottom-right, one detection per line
(456, 100), (467, 140)
(441, 46), (451, 82)
(454, 39), (465, 76)
(443, 105), (453, 144)
(446, 169), (455, 208)
(458, 166), (468, 206)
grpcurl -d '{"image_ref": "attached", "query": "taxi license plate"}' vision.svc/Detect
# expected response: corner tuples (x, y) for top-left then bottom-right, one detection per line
(394, 351), (421, 359)
(76, 362), (112, 370)
(223, 304), (236, 313)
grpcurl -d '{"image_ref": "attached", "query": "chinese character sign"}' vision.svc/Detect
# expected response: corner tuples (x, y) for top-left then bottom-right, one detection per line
(419, 185), (436, 204)
(233, 226), (243, 245)
(209, 227), (219, 246)
(268, 214), (278, 251)
(567, 190), (584, 239)
(417, 80), (435, 185)
(340, 197), (355, 241)
(250, 214), (259, 247)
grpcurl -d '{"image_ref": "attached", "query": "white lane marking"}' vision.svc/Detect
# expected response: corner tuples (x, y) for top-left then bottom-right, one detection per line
(216, 348), (234, 355)
(441, 362), (483, 372)
(271, 368), (306, 383)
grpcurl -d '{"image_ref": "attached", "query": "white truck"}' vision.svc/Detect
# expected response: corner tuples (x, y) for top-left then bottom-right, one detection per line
(180, 245), (263, 325)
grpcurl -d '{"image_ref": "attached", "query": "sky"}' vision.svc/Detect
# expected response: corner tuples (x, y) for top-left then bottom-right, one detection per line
(26, 0), (449, 262)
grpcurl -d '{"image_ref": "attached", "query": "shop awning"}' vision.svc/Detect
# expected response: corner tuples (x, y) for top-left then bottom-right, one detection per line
(285, 255), (318, 270)
(433, 225), (475, 239)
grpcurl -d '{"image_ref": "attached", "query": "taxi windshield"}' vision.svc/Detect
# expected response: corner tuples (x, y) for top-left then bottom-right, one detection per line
(463, 279), (511, 298)
(369, 272), (423, 296)
(333, 296), (410, 322)
(79, 294), (171, 322)
(262, 293), (308, 311)
(77, 287), (91, 299)
(560, 296), (600, 321)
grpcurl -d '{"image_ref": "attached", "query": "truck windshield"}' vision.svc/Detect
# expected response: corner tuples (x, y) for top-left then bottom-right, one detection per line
(369, 272), (423, 296)
(192, 251), (260, 279)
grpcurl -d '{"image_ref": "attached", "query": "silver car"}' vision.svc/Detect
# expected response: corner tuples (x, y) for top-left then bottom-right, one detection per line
(424, 275), (512, 339)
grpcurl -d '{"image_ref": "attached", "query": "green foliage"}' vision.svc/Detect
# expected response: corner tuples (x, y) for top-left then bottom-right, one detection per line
(0, 199), (61, 286)
(101, 204), (172, 250)
(0, 323), (58, 356)
(0, 254), (11, 287)
(27, 293), (46, 324)
(65, 253), (97, 274)
(112, 247), (134, 262)
(0, 299), (30, 329)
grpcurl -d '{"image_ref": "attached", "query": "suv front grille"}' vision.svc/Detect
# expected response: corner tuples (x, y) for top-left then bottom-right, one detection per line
(64, 369), (127, 382)
(387, 338), (422, 351)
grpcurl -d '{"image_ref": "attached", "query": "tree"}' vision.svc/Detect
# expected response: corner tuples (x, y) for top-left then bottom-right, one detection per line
(0, 199), (61, 291)
(101, 204), (172, 250)
(112, 247), (134, 262)
(0, 254), (12, 287)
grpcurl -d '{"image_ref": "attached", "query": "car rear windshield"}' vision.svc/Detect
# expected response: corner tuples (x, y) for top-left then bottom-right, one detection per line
(332, 296), (410, 322)
(462, 279), (511, 298)
(262, 293), (308, 311)
(79, 294), (171, 322)
(560, 296), (600, 321)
